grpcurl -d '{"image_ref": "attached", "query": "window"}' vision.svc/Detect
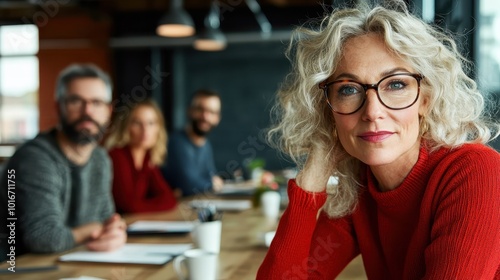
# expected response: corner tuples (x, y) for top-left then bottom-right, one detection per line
(0, 24), (39, 143)
(477, 0), (500, 94)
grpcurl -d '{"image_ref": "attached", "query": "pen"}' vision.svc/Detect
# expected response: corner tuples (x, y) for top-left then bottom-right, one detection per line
(198, 205), (220, 222)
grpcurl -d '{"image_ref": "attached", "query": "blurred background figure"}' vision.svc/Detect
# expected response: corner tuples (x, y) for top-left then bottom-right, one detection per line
(162, 89), (224, 197)
(106, 99), (177, 213)
(0, 64), (126, 257)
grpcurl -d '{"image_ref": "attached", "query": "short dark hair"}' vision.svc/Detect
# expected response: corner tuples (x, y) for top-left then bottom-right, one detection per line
(190, 89), (221, 107)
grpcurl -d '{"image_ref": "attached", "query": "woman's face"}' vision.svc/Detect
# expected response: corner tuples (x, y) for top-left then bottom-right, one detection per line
(331, 33), (428, 168)
(128, 105), (160, 150)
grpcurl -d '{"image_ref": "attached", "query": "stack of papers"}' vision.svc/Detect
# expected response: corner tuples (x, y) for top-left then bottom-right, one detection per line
(217, 181), (257, 196)
(127, 221), (195, 235)
(189, 199), (252, 211)
(59, 243), (192, 265)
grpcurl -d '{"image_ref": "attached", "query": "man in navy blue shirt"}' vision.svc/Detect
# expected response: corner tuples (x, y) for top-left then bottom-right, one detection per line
(162, 89), (223, 196)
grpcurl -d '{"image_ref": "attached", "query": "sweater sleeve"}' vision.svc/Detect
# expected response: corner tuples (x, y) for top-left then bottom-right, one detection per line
(423, 147), (500, 279)
(257, 179), (327, 279)
(110, 148), (177, 213)
(10, 146), (75, 253)
(307, 211), (359, 278)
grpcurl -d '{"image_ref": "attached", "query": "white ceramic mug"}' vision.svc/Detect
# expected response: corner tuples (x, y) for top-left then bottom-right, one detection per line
(174, 249), (217, 280)
(191, 220), (222, 254)
(260, 191), (281, 219)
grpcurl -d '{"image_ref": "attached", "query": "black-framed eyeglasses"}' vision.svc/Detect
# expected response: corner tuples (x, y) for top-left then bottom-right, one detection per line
(319, 73), (424, 115)
(63, 95), (109, 111)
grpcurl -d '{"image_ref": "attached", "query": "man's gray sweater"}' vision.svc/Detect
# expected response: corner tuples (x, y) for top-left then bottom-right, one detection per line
(0, 129), (114, 256)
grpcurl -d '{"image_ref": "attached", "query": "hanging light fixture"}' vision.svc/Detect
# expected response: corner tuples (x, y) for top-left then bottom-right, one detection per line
(193, 0), (227, 51)
(245, 0), (272, 38)
(156, 0), (195, 37)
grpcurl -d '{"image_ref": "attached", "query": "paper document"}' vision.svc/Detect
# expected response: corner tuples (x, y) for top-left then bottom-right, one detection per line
(60, 277), (106, 280)
(59, 243), (192, 265)
(218, 181), (256, 195)
(190, 199), (252, 211)
(127, 221), (195, 235)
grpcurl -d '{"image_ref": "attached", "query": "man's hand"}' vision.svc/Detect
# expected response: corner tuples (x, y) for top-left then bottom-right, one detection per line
(212, 175), (224, 192)
(86, 213), (127, 251)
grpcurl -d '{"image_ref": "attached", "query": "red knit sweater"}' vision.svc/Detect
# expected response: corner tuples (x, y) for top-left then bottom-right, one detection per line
(257, 143), (500, 279)
(109, 146), (177, 213)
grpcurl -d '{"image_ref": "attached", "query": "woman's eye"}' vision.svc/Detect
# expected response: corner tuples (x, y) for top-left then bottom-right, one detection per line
(338, 85), (360, 96)
(388, 81), (406, 90)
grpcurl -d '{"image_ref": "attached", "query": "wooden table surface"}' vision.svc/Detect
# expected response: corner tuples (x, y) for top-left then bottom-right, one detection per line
(0, 199), (366, 280)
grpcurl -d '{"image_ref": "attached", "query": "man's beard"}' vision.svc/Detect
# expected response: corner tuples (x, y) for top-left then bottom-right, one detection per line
(61, 115), (107, 145)
(190, 119), (212, 137)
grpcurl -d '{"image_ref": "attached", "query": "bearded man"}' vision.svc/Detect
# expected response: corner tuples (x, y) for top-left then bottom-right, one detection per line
(162, 89), (223, 197)
(0, 64), (126, 257)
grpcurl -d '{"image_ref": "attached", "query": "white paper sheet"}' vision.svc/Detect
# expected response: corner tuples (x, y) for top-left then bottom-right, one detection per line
(218, 181), (257, 195)
(60, 277), (106, 280)
(189, 199), (252, 211)
(59, 243), (192, 265)
(127, 221), (195, 233)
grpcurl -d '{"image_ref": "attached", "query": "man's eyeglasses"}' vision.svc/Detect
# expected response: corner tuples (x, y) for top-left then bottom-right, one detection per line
(319, 73), (423, 115)
(192, 105), (220, 116)
(63, 96), (109, 112)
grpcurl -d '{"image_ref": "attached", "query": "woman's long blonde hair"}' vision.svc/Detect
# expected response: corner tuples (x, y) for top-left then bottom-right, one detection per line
(106, 99), (168, 166)
(268, 0), (500, 218)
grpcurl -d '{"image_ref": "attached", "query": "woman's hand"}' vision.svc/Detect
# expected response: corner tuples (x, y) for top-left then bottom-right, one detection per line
(295, 146), (333, 193)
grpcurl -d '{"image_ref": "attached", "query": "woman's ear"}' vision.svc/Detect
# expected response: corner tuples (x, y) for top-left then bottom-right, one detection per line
(418, 91), (430, 116)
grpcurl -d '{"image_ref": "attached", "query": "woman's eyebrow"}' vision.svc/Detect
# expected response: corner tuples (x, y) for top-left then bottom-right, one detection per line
(332, 67), (413, 82)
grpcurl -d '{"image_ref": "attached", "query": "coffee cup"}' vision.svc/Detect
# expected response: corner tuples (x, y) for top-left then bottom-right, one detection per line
(173, 249), (218, 280)
(260, 191), (281, 219)
(191, 220), (222, 254)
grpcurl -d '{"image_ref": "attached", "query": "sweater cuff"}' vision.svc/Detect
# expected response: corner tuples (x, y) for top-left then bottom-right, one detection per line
(287, 179), (327, 211)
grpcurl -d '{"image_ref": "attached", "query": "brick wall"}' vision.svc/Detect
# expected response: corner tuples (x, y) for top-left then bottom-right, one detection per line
(38, 14), (112, 130)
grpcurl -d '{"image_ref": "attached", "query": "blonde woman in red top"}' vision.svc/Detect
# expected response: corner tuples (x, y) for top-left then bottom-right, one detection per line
(257, 0), (500, 279)
(106, 99), (177, 213)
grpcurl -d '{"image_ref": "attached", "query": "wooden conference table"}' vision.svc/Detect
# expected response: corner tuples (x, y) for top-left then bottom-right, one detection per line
(0, 196), (366, 280)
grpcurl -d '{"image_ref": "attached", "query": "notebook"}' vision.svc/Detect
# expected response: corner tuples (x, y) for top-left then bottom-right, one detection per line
(59, 243), (192, 265)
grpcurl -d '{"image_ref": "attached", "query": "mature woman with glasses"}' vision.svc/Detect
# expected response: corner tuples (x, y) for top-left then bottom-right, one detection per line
(105, 99), (177, 213)
(257, 0), (500, 279)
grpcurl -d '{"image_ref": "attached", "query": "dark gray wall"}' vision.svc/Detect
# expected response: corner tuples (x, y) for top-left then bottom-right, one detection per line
(178, 42), (294, 177)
